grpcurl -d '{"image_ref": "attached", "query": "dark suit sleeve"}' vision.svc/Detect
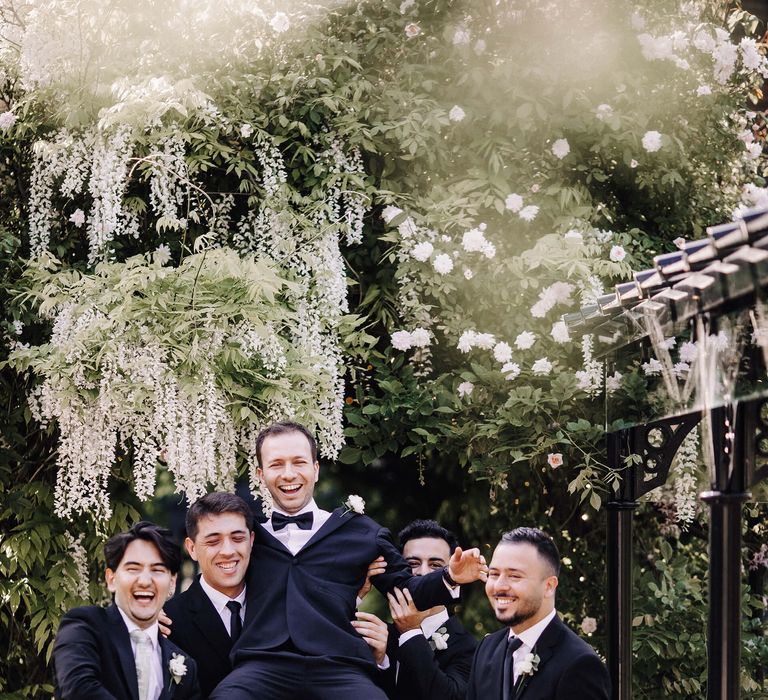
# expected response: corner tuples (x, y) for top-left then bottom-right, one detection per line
(556, 652), (611, 700)
(53, 612), (119, 700)
(396, 633), (474, 700)
(372, 528), (455, 609)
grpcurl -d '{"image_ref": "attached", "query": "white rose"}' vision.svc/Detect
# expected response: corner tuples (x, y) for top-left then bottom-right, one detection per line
(505, 193), (523, 212)
(531, 358), (553, 375)
(411, 241), (434, 262)
(493, 342), (513, 364)
(457, 381), (474, 398)
(448, 105), (466, 122)
(391, 331), (413, 351)
(410, 328), (431, 347)
(515, 331), (536, 350)
(502, 362), (521, 380)
(270, 12), (290, 33)
(433, 254), (454, 275)
(609, 245), (626, 262)
(518, 205), (539, 222)
(641, 130), (662, 153)
(346, 494), (365, 514)
(551, 138), (570, 159)
(581, 616), (598, 634)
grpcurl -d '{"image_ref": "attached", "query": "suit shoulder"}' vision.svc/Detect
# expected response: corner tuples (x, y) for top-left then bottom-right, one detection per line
(165, 584), (198, 614)
(60, 605), (108, 624)
(478, 627), (508, 649)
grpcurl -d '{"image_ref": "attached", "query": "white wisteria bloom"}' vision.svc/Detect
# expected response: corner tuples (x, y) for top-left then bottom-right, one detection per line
(398, 217), (418, 238)
(530, 282), (574, 318)
(747, 142), (762, 159)
(532, 358), (553, 376)
(505, 193), (523, 212)
(0, 111), (16, 130)
(595, 104), (613, 120)
(411, 241), (434, 262)
(515, 331), (536, 350)
(69, 208), (85, 228)
(641, 130), (662, 152)
(609, 245), (626, 262)
(270, 12), (290, 33)
(382, 205), (403, 224)
(432, 253), (454, 275)
(606, 371), (623, 393)
(502, 362), (521, 380)
(519, 205), (539, 221)
(712, 40), (738, 83)
(405, 22), (422, 38)
(696, 85), (712, 96)
(551, 138), (570, 159)
(391, 330), (413, 350)
(679, 341), (698, 363)
(493, 342), (513, 364)
(551, 321), (570, 344)
(449, 105), (466, 122)
(452, 27), (470, 45)
(457, 381), (474, 398)
(240, 124), (254, 138)
(410, 328), (431, 347)
(154, 244), (172, 266)
(642, 358), (663, 375)
(740, 37), (764, 72)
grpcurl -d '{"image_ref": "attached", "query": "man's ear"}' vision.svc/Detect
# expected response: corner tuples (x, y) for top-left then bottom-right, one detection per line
(314, 461), (320, 483)
(105, 568), (116, 593)
(185, 537), (198, 561)
(544, 575), (559, 598)
(168, 573), (177, 599)
(256, 467), (263, 482)
(249, 530), (255, 548)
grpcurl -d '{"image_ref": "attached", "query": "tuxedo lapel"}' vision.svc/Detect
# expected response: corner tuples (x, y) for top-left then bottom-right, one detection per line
(254, 520), (293, 554)
(107, 604), (140, 700)
(514, 617), (563, 699)
(300, 508), (354, 551)
(186, 578), (232, 665)
(159, 638), (173, 699)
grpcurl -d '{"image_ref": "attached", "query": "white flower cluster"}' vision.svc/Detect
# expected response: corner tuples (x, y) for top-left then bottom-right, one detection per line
(672, 426), (699, 527)
(149, 131), (189, 231)
(319, 135), (368, 245)
(62, 532), (90, 602)
(574, 334), (603, 396)
(461, 224), (495, 258)
(391, 328), (431, 350)
(530, 282), (574, 318)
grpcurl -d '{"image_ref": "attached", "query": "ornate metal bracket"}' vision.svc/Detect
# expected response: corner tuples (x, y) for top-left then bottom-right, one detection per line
(608, 410), (702, 502)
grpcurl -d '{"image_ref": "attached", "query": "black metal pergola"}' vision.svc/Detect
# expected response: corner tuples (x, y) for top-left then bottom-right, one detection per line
(564, 207), (768, 699)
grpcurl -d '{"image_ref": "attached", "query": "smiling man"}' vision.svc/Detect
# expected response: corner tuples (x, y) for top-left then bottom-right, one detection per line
(53, 521), (200, 700)
(467, 527), (609, 700)
(210, 421), (488, 700)
(164, 492), (255, 697)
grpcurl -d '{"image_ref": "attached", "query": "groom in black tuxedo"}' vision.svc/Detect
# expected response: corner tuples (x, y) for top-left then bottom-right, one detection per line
(53, 521), (200, 700)
(210, 421), (488, 700)
(165, 493), (255, 697)
(467, 527), (609, 700)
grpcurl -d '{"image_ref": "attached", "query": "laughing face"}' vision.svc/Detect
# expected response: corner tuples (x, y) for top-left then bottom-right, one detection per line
(105, 538), (176, 629)
(485, 542), (558, 634)
(257, 430), (319, 515)
(186, 512), (253, 598)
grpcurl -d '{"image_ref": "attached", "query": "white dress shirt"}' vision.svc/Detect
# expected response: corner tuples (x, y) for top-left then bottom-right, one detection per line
(198, 574), (246, 635)
(398, 606), (450, 646)
(508, 608), (557, 683)
(117, 606), (163, 700)
(261, 499), (331, 555)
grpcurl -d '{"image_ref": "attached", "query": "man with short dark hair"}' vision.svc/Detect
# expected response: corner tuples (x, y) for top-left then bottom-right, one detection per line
(211, 421), (488, 700)
(53, 521), (200, 700)
(467, 527), (610, 700)
(379, 519), (478, 700)
(165, 492), (255, 697)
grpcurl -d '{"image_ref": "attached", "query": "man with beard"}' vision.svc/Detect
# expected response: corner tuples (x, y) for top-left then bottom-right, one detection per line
(467, 527), (609, 700)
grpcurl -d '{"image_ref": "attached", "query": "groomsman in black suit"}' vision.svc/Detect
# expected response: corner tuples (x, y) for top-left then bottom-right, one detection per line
(378, 519), (478, 700)
(164, 493), (254, 697)
(210, 421), (488, 700)
(53, 521), (200, 700)
(467, 527), (610, 700)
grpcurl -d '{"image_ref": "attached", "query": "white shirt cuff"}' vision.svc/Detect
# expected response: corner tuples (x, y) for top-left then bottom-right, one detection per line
(443, 578), (460, 598)
(377, 655), (391, 670)
(398, 628), (424, 645)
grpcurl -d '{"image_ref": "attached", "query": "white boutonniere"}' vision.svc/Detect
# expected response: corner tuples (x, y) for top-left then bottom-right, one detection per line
(343, 494), (365, 515)
(429, 626), (450, 651)
(168, 653), (188, 684)
(514, 651), (540, 678)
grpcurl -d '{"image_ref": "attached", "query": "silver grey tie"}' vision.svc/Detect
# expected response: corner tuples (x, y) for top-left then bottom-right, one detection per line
(130, 629), (152, 700)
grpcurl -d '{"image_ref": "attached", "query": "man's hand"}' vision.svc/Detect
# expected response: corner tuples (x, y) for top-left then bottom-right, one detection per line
(447, 546), (488, 584)
(387, 587), (444, 634)
(351, 611), (389, 666)
(357, 555), (387, 601)
(158, 610), (172, 638)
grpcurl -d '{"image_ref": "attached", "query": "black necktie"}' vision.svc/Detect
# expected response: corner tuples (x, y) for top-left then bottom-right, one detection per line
(502, 635), (523, 700)
(271, 511), (314, 531)
(226, 600), (242, 641)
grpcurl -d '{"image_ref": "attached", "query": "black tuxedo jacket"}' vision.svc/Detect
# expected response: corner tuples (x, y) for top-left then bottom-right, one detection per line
(53, 604), (200, 700)
(382, 614), (477, 700)
(165, 577), (233, 698)
(233, 508), (456, 670)
(466, 615), (610, 700)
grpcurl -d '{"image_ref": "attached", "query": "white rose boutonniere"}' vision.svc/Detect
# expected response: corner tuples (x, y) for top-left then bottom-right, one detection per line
(169, 653), (188, 684)
(429, 626), (450, 651)
(343, 494), (365, 515)
(514, 651), (540, 678)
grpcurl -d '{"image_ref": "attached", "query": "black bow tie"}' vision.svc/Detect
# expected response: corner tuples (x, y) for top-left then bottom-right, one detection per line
(271, 511), (314, 531)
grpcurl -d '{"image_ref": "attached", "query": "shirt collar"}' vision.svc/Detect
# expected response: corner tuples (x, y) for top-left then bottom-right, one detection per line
(508, 608), (557, 651)
(198, 574), (247, 613)
(271, 498), (319, 518)
(116, 605), (160, 650)
(420, 607), (450, 638)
